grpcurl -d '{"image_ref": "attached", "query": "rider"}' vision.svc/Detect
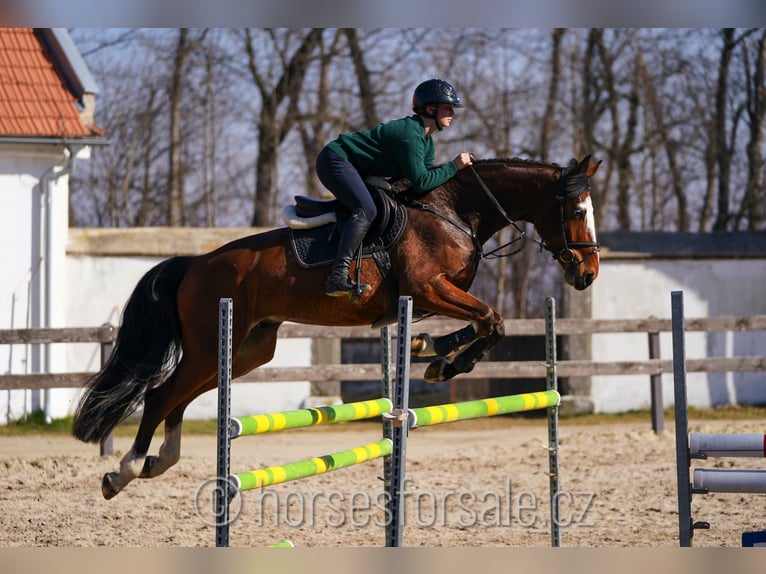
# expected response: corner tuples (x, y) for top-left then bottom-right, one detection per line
(316, 78), (474, 299)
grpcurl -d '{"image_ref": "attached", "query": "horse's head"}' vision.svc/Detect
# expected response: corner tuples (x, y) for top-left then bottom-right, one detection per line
(536, 156), (601, 290)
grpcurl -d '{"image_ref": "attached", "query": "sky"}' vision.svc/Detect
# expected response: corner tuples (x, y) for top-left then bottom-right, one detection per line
(4, 0), (766, 28)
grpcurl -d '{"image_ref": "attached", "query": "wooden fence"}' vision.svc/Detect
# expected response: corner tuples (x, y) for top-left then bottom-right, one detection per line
(1, 315), (765, 435)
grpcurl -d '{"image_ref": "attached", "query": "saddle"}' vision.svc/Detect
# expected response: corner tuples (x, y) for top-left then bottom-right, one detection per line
(284, 177), (407, 270)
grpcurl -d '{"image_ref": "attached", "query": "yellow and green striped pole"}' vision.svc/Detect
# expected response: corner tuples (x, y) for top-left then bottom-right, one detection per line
(410, 390), (560, 427)
(269, 540), (295, 548)
(233, 438), (393, 491)
(232, 398), (393, 438)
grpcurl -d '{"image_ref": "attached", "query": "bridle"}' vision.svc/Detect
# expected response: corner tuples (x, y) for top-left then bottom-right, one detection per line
(466, 160), (600, 266)
(536, 165), (601, 267)
(396, 159), (600, 265)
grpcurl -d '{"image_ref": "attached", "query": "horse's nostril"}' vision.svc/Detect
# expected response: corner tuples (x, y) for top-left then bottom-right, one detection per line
(583, 272), (594, 287)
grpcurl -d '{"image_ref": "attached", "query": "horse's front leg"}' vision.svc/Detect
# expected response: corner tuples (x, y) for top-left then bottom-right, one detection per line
(410, 277), (505, 382)
(411, 322), (478, 357)
(423, 334), (501, 382)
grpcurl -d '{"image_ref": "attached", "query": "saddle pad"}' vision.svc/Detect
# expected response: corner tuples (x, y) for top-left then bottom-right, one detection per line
(288, 204), (407, 269)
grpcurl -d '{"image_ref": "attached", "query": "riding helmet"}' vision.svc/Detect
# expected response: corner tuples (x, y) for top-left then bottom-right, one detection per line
(412, 79), (464, 114)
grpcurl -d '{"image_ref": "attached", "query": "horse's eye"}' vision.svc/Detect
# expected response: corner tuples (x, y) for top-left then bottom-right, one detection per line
(573, 207), (586, 220)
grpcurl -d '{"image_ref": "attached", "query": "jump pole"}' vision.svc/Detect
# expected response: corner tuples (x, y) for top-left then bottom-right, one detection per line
(692, 469), (766, 494)
(214, 296), (413, 547)
(232, 438), (393, 490)
(690, 433), (766, 458)
(408, 391), (560, 427)
(231, 398), (393, 437)
(214, 295), (561, 547)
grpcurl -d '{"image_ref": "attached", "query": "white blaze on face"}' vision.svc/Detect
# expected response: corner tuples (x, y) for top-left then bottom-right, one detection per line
(579, 196), (597, 241)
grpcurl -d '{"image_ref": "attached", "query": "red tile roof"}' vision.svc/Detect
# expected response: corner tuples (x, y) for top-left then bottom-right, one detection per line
(0, 28), (98, 138)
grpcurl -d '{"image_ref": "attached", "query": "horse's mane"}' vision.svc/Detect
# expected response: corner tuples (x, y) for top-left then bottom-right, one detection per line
(472, 156), (565, 170)
(388, 157), (567, 195)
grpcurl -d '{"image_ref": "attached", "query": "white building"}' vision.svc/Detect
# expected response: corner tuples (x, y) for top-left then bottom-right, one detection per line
(0, 28), (107, 423)
(562, 231), (766, 413)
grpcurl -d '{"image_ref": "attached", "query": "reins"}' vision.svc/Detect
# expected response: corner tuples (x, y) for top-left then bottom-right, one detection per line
(466, 165), (528, 260)
(393, 192), (484, 256)
(466, 161), (600, 265)
(395, 164), (528, 261)
(397, 158), (599, 266)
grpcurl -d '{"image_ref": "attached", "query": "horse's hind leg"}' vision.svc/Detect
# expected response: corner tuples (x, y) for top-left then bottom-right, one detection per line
(101, 360), (216, 499)
(138, 385), (212, 480)
(135, 322), (283, 483)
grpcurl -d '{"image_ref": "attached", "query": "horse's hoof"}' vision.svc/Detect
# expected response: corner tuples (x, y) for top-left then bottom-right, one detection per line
(424, 359), (447, 382)
(411, 333), (434, 356)
(101, 473), (121, 500)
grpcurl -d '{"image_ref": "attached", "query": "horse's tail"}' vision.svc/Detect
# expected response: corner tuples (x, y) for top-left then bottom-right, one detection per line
(71, 256), (194, 443)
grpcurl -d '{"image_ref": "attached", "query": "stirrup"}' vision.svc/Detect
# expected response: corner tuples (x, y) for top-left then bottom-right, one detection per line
(325, 277), (371, 298)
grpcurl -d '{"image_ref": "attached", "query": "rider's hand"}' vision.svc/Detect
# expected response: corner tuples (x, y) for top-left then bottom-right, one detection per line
(453, 152), (473, 170)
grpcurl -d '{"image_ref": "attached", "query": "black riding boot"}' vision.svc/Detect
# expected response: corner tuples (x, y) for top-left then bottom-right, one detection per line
(325, 209), (372, 298)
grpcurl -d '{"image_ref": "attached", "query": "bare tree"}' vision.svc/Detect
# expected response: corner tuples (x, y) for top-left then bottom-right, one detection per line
(344, 28), (379, 128)
(741, 29), (766, 230)
(69, 28), (763, 239)
(594, 30), (639, 231)
(710, 29), (758, 231)
(167, 28), (208, 226)
(202, 35), (218, 226)
(539, 28), (565, 162)
(243, 28), (323, 227)
(294, 28), (380, 199)
(578, 29), (611, 226)
(295, 31), (343, 198)
(635, 44), (689, 231)
(69, 31), (169, 227)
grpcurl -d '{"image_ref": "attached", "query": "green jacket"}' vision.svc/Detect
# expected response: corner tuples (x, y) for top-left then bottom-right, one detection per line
(327, 115), (458, 195)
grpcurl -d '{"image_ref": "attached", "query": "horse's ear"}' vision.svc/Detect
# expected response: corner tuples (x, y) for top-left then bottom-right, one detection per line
(578, 155), (601, 177)
(577, 155), (592, 171)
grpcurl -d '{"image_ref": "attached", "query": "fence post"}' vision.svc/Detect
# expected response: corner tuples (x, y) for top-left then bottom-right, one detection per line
(648, 328), (664, 434)
(99, 326), (115, 457)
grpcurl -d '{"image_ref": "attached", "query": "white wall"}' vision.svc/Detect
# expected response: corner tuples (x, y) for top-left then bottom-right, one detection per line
(2, 166), (316, 424)
(65, 254), (313, 420)
(0, 145), (73, 423)
(0, 153), (38, 421)
(588, 258), (766, 413)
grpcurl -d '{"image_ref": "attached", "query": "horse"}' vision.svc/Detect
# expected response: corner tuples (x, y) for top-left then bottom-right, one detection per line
(72, 155), (601, 499)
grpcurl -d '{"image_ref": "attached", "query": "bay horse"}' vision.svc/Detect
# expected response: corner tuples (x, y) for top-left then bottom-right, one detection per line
(72, 155), (601, 499)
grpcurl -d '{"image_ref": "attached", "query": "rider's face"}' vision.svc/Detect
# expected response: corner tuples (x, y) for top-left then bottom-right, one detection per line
(436, 104), (455, 127)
